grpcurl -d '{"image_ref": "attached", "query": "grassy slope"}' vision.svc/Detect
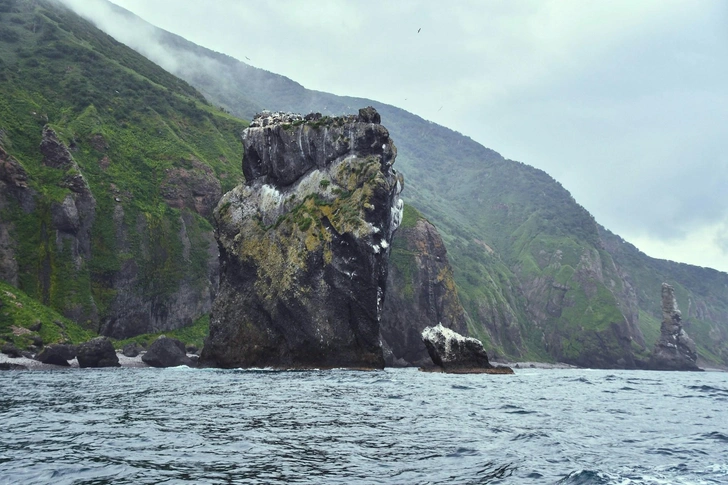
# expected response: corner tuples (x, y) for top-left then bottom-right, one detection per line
(0, 279), (94, 347)
(0, 0), (245, 346)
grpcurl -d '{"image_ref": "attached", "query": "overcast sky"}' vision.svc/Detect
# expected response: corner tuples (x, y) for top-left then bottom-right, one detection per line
(62, 0), (728, 272)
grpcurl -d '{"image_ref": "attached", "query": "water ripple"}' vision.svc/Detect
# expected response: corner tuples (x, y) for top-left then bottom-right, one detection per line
(1, 368), (727, 484)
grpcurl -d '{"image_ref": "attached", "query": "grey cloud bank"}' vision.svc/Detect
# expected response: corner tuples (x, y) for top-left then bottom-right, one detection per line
(61, 0), (728, 272)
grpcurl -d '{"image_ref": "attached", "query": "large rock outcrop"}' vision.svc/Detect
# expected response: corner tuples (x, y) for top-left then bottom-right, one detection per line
(381, 205), (469, 366)
(649, 283), (700, 371)
(200, 108), (403, 369)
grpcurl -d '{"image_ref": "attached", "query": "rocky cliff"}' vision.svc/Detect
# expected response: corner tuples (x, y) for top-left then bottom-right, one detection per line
(381, 205), (468, 367)
(200, 108), (403, 369)
(0, 145), (30, 288)
(0, 1), (246, 341)
(649, 283), (700, 370)
(40, 126), (100, 325)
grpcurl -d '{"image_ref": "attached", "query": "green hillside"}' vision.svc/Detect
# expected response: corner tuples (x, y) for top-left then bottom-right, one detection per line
(0, 0), (245, 339)
(0, 279), (94, 349)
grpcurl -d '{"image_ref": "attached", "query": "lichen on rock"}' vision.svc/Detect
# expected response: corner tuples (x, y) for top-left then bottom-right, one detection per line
(200, 107), (403, 369)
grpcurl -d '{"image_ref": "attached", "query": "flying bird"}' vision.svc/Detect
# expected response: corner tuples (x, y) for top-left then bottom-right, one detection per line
(418, 28), (421, 33)
(245, 56), (251, 61)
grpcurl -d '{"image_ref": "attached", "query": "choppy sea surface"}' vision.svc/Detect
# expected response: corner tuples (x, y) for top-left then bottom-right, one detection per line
(1, 367), (727, 484)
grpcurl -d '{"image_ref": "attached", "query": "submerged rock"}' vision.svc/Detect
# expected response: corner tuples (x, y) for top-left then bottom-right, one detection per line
(421, 324), (513, 374)
(649, 283), (701, 371)
(381, 206), (469, 367)
(77, 337), (120, 368)
(142, 336), (193, 368)
(200, 108), (403, 369)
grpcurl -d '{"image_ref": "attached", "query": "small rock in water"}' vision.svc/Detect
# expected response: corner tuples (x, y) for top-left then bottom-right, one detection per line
(77, 337), (120, 368)
(142, 336), (194, 368)
(421, 323), (513, 374)
(35, 344), (76, 366)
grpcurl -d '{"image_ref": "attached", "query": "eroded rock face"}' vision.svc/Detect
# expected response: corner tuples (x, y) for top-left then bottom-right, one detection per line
(381, 210), (469, 367)
(0, 145), (31, 286)
(160, 158), (222, 219)
(649, 283), (700, 371)
(40, 127), (99, 325)
(200, 107), (403, 369)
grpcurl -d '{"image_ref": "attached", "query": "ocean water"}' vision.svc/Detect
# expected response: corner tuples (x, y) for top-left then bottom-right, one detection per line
(0, 367), (727, 484)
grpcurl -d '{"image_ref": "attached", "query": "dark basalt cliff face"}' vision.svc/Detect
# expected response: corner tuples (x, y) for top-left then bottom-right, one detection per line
(200, 107), (403, 369)
(381, 206), (469, 367)
(40, 127), (100, 325)
(1, 127), (221, 339)
(0, 145), (31, 287)
(649, 283), (700, 371)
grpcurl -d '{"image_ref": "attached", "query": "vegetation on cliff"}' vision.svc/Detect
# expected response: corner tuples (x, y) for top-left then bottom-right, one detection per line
(0, 280), (94, 349)
(0, 0), (245, 341)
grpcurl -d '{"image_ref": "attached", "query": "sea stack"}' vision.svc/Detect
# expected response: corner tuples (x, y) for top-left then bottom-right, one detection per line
(200, 107), (403, 369)
(649, 283), (700, 371)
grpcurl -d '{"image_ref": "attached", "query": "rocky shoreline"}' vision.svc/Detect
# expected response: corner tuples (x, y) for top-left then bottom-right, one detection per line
(0, 352), (148, 370)
(0, 351), (576, 372)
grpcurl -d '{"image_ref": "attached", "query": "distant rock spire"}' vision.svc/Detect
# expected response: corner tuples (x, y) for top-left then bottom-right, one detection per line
(649, 283), (701, 371)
